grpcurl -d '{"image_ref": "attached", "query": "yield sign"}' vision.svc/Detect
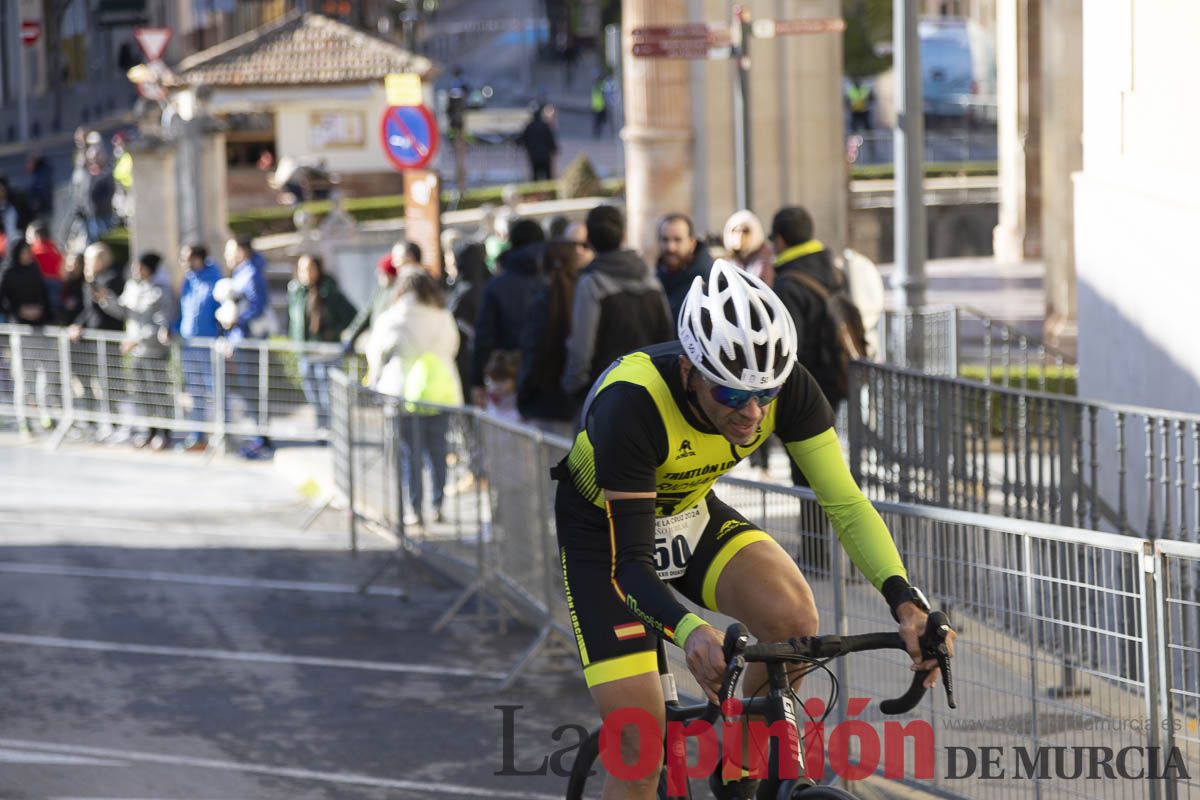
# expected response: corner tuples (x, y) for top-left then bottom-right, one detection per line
(134, 26), (172, 62)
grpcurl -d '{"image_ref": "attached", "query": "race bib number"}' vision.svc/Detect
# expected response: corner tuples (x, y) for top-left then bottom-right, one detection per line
(653, 502), (710, 580)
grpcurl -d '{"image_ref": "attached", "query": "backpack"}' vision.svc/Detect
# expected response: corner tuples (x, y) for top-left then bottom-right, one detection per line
(778, 270), (869, 404)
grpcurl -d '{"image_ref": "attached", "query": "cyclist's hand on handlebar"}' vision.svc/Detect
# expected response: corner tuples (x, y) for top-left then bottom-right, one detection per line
(683, 624), (726, 704)
(897, 604), (956, 689)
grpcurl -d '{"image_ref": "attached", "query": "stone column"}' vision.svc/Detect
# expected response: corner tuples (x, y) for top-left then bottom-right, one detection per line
(129, 138), (180, 286)
(1038, 0), (1080, 354)
(621, 0), (694, 259)
(993, 0), (1042, 262)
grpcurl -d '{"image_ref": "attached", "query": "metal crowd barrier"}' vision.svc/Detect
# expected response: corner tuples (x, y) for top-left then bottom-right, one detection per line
(330, 370), (1199, 798)
(879, 305), (1074, 385)
(0, 323), (348, 446)
(848, 360), (1200, 540)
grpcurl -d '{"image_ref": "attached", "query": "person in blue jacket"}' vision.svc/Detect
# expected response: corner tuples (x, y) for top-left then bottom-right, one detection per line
(173, 244), (222, 451)
(220, 235), (275, 459)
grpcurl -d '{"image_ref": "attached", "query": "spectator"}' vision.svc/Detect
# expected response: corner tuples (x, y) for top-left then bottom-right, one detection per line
(546, 215), (571, 240)
(484, 210), (517, 274)
(342, 245), (404, 352)
(221, 235), (275, 460)
(25, 154), (54, 221)
(68, 242), (126, 441)
(518, 239), (585, 434)
(58, 252), (85, 325)
(565, 221), (593, 268)
(517, 104), (559, 181)
(655, 212), (714, 322)
(366, 270), (462, 527)
(769, 205), (847, 486)
(0, 239), (50, 326)
(590, 73), (610, 138)
(483, 349), (521, 424)
(723, 209), (775, 287)
(84, 147), (115, 243)
(0, 239), (52, 432)
(0, 178), (20, 253)
(96, 251), (172, 450)
(470, 218), (546, 406)
(287, 253), (357, 430)
(174, 244), (222, 451)
(446, 242), (488, 394)
(27, 223), (63, 318)
(562, 205), (673, 399)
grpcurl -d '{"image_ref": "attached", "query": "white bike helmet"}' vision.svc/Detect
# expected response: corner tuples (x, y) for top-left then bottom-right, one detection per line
(677, 259), (797, 390)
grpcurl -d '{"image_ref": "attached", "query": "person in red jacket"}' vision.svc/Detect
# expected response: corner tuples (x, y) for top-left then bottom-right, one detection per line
(27, 223), (64, 320)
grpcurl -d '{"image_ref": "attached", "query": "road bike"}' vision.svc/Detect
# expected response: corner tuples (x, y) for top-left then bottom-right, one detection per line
(565, 611), (955, 799)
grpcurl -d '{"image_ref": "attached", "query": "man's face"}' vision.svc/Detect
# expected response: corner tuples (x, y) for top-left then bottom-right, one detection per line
(181, 248), (202, 272)
(224, 240), (240, 270)
(681, 359), (766, 447)
(726, 222), (755, 258)
(658, 219), (696, 272)
(566, 223), (593, 267)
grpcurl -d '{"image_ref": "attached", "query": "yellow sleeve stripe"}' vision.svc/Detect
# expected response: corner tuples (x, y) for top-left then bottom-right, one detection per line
(672, 613), (708, 649)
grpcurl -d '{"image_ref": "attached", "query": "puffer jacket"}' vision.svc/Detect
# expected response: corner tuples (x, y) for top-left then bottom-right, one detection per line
(365, 293), (463, 405)
(98, 277), (170, 356)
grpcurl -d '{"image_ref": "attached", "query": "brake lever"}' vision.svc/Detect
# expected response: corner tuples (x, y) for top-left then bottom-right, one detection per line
(879, 610), (956, 714)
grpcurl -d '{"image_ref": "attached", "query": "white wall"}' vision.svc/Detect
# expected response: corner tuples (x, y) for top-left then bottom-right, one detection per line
(1074, 1), (1200, 416)
(273, 85), (394, 174)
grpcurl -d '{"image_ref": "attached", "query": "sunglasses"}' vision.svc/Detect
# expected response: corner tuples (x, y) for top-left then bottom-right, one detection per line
(707, 382), (782, 410)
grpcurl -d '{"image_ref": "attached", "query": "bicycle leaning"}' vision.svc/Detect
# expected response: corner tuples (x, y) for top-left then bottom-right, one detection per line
(565, 610), (956, 800)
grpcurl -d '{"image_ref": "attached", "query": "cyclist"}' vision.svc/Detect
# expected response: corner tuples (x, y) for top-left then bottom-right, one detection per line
(552, 260), (954, 798)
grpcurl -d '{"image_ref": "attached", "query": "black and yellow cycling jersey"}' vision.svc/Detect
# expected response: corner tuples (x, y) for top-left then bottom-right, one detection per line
(554, 341), (907, 688)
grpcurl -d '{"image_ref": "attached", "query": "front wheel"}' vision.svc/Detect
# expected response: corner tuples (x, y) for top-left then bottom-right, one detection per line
(781, 781), (856, 799)
(566, 728), (679, 799)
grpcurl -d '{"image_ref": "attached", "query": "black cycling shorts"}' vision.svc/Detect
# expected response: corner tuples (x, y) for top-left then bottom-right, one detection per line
(556, 488), (773, 688)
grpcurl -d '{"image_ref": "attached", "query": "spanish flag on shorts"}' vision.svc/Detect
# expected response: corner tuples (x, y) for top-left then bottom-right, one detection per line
(613, 622), (646, 641)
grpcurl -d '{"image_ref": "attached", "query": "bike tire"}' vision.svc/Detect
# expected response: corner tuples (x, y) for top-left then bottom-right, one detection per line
(565, 728), (681, 799)
(784, 784), (857, 799)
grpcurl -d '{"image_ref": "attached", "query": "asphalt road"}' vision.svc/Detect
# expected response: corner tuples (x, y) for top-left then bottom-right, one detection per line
(0, 434), (595, 799)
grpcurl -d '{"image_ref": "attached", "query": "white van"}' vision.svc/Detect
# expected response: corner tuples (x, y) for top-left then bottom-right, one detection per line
(919, 18), (996, 126)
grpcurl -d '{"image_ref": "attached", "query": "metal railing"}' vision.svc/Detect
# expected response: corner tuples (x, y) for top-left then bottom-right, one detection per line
(847, 360), (1200, 540)
(331, 370), (1199, 798)
(879, 305), (1075, 385)
(0, 323), (349, 446)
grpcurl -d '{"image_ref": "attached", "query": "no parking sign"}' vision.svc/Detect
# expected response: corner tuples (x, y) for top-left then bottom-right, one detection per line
(380, 105), (439, 172)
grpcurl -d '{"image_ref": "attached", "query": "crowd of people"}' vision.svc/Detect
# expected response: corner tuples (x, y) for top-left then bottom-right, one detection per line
(0, 182), (883, 523)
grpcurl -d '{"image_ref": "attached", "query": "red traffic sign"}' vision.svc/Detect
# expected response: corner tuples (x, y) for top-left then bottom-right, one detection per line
(380, 105), (439, 171)
(134, 26), (172, 62)
(20, 20), (40, 46)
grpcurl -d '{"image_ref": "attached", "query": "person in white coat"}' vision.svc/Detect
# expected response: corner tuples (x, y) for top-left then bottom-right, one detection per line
(366, 270), (463, 527)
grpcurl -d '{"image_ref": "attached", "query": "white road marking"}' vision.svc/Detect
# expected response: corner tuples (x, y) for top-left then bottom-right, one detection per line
(0, 513), (338, 543)
(0, 738), (561, 800)
(0, 747), (126, 766)
(0, 633), (506, 680)
(0, 561), (405, 598)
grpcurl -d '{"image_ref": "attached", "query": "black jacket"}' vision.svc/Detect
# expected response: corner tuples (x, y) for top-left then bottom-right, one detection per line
(657, 244), (714, 323)
(471, 241), (544, 388)
(79, 268), (127, 331)
(0, 261), (50, 325)
(773, 243), (844, 404)
(562, 249), (673, 398)
(517, 115), (558, 165)
(518, 284), (575, 422)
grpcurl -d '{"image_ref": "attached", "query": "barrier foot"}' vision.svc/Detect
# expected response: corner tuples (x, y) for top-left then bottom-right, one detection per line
(431, 576), (487, 633)
(356, 549), (410, 600)
(300, 495), (336, 531)
(1047, 659), (1092, 698)
(500, 624), (575, 691)
(46, 420), (72, 451)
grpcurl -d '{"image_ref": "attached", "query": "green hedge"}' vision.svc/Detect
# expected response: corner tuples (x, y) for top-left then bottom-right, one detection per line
(227, 176), (626, 238)
(850, 161), (998, 181)
(956, 364), (1079, 436)
(959, 364), (1077, 396)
